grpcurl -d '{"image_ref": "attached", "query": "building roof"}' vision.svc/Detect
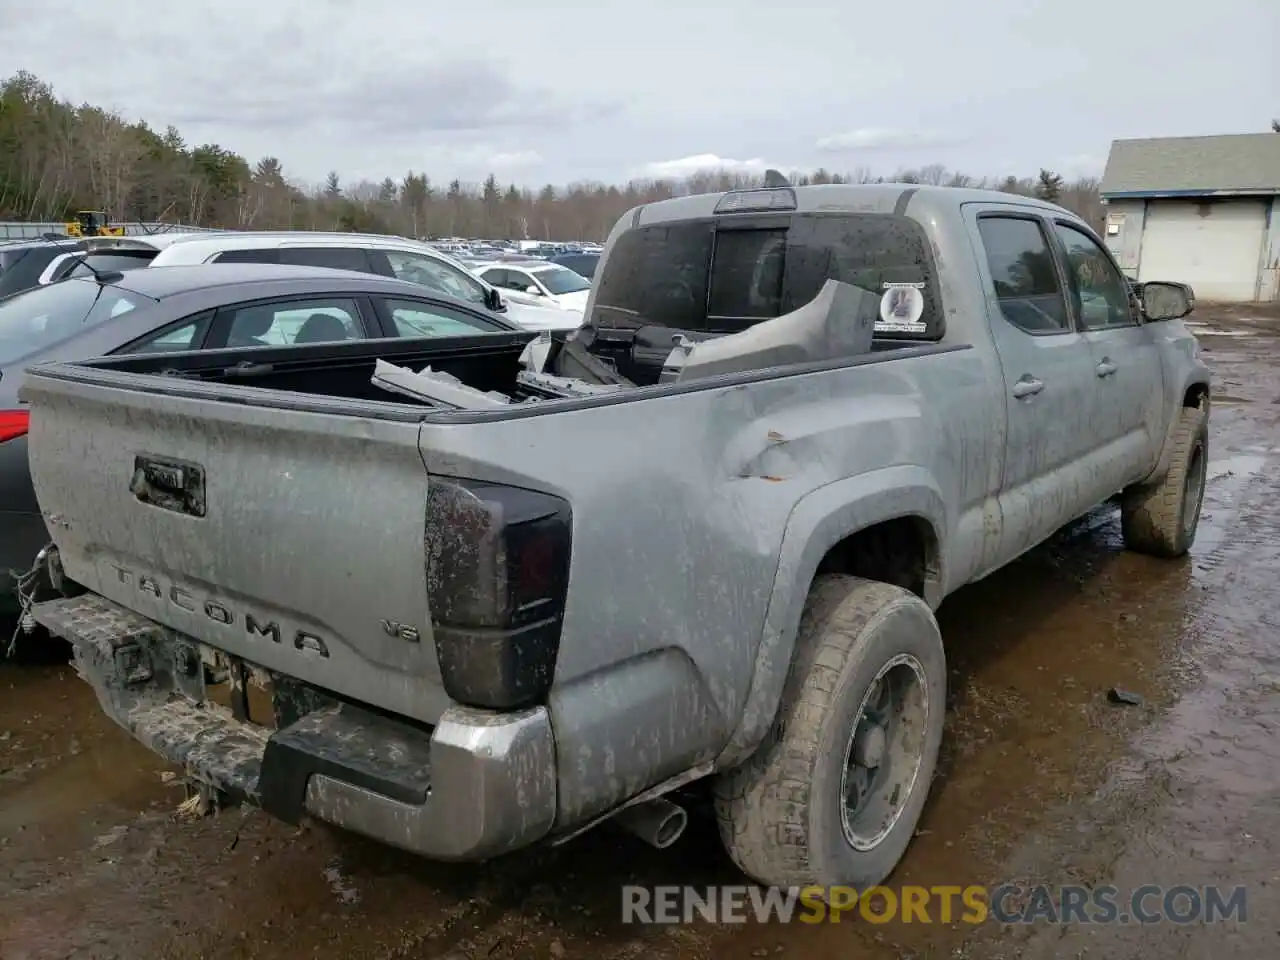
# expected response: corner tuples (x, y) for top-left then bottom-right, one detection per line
(1100, 133), (1280, 198)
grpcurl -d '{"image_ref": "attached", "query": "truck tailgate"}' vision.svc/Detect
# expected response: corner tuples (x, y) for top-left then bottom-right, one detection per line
(22, 367), (451, 724)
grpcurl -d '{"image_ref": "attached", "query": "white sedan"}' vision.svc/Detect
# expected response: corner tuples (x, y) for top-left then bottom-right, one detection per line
(475, 262), (592, 317)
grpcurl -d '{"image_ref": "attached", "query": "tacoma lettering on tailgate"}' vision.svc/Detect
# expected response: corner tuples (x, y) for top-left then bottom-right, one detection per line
(109, 564), (331, 657)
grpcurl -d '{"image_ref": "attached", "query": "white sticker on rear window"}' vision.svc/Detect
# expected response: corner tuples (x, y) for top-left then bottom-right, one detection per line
(877, 282), (927, 333)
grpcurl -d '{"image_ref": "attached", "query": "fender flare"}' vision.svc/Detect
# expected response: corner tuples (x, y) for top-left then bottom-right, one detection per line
(716, 465), (947, 768)
(1145, 373), (1211, 485)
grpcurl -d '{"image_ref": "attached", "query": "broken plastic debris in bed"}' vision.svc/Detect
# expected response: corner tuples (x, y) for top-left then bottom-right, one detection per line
(519, 331), (554, 374)
(371, 359), (511, 408)
(515, 371), (628, 399)
(660, 279), (876, 382)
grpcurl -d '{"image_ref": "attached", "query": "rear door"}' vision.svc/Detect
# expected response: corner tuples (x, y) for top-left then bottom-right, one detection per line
(1050, 220), (1166, 489)
(968, 209), (1102, 559)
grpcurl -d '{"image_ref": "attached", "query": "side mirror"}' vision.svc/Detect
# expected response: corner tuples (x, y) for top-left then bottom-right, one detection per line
(486, 287), (505, 312)
(525, 284), (543, 296)
(1137, 281), (1194, 322)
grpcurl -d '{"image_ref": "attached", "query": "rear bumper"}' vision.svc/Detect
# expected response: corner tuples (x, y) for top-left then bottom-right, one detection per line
(32, 593), (557, 861)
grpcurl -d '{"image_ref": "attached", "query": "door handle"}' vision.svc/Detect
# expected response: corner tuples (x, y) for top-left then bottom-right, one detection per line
(1012, 376), (1044, 399)
(1096, 358), (1117, 378)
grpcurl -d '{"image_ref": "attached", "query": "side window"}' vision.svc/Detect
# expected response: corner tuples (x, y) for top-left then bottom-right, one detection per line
(479, 268), (508, 289)
(384, 251), (487, 305)
(212, 249), (280, 264)
(278, 247), (371, 273)
(221, 298), (365, 347)
(504, 270), (537, 293)
(1053, 223), (1134, 330)
(381, 298), (505, 338)
(118, 312), (214, 354)
(976, 217), (1071, 335)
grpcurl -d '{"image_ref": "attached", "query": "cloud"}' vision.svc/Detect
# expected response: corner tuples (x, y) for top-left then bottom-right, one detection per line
(1056, 153), (1107, 178)
(635, 154), (777, 179)
(815, 128), (960, 153)
(486, 150), (543, 170)
(163, 57), (616, 139)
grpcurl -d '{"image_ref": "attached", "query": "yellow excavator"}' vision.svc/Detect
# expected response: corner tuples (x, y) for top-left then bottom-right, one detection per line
(63, 211), (125, 238)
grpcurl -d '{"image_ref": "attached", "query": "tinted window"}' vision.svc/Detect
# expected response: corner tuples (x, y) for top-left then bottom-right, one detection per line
(384, 251), (486, 305)
(530, 265), (590, 295)
(120, 313), (214, 354)
(592, 221), (712, 330)
(382, 298), (505, 338)
(222, 298), (365, 347)
(60, 251), (157, 280)
(1053, 223), (1134, 330)
(0, 280), (144, 366)
(707, 228), (786, 326)
(479, 268), (509, 288)
(553, 254), (599, 278)
(976, 217), (1070, 334)
(213, 249), (280, 264)
(0, 246), (66, 298)
(591, 214), (942, 337)
(786, 216), (942, 335)
(279, 247), (371, 272)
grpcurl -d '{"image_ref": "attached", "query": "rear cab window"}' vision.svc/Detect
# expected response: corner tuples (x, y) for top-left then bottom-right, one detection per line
(591, 211), (944, 341)
(58, 251), (159, 281)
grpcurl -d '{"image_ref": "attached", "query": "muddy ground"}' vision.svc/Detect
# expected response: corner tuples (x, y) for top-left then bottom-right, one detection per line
(3, 304), (1279, 960)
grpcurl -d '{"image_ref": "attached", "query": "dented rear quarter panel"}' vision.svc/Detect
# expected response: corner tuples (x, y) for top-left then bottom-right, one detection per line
(414, 340), (998, 782)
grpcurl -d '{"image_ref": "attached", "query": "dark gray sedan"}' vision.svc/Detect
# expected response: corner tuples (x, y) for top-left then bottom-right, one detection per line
(0, 262), (523, 610)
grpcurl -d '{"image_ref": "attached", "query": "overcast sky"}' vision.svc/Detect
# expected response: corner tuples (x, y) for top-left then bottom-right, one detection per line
(2, 0), (1276, 189)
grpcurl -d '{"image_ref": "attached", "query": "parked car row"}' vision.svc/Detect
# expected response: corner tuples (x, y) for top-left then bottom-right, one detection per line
(1, 231), (585, 332)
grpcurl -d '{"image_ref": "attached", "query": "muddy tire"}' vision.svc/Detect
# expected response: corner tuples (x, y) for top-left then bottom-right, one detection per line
(714, 575), (946, 892)
(1122, 404), (1209, 559)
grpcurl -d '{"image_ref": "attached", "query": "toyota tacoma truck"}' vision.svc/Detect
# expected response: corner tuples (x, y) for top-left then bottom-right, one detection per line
(21, 181), (1208, 892)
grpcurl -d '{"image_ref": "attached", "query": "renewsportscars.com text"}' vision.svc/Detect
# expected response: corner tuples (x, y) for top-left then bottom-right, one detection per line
(621, 884), (1248, 925)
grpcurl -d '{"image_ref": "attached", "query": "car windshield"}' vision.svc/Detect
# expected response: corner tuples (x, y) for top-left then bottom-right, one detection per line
(533, 266), (591, 295)
(0, 279), (143, 367)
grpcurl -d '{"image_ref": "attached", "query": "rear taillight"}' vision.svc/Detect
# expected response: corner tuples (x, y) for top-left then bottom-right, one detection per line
(425, 477), (572, 710)
(0, 409), (29, 443)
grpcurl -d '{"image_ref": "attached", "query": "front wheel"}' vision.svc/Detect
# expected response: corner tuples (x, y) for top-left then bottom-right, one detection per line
(1122, 404), (1209, 558)
(714, 575), (946, 891)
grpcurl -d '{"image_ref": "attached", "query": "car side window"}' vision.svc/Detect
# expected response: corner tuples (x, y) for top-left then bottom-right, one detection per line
(279, 247), (371, 273)
(505, 270), (537, 293)
(118, 312), (214, 354)
(212, 249), (280, 264)
(480, 268), (508, 289)
(221, 298), (366, 347)
(384, 251), (487, 305)
(976, 217), (1071, 335)
(1053, 223), (1135, 330)
(381, 298), (505, 338)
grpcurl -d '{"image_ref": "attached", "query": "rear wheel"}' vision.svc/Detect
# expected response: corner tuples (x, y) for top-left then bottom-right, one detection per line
(1122, 405), (1209, 558)
(714, 575), (946, 891)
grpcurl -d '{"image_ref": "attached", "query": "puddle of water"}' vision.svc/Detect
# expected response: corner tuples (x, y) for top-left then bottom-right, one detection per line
(1205, 454), (1267, 483)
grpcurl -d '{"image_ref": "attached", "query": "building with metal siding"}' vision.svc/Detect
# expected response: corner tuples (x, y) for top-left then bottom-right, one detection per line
(1099, 133), (1280, 302)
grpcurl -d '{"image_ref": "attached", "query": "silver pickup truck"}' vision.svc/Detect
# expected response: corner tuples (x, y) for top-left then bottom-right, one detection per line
(23, 182), (1208, 893)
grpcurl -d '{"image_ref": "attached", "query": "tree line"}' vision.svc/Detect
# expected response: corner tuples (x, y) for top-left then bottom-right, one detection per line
(1, 70), (1113, 241)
